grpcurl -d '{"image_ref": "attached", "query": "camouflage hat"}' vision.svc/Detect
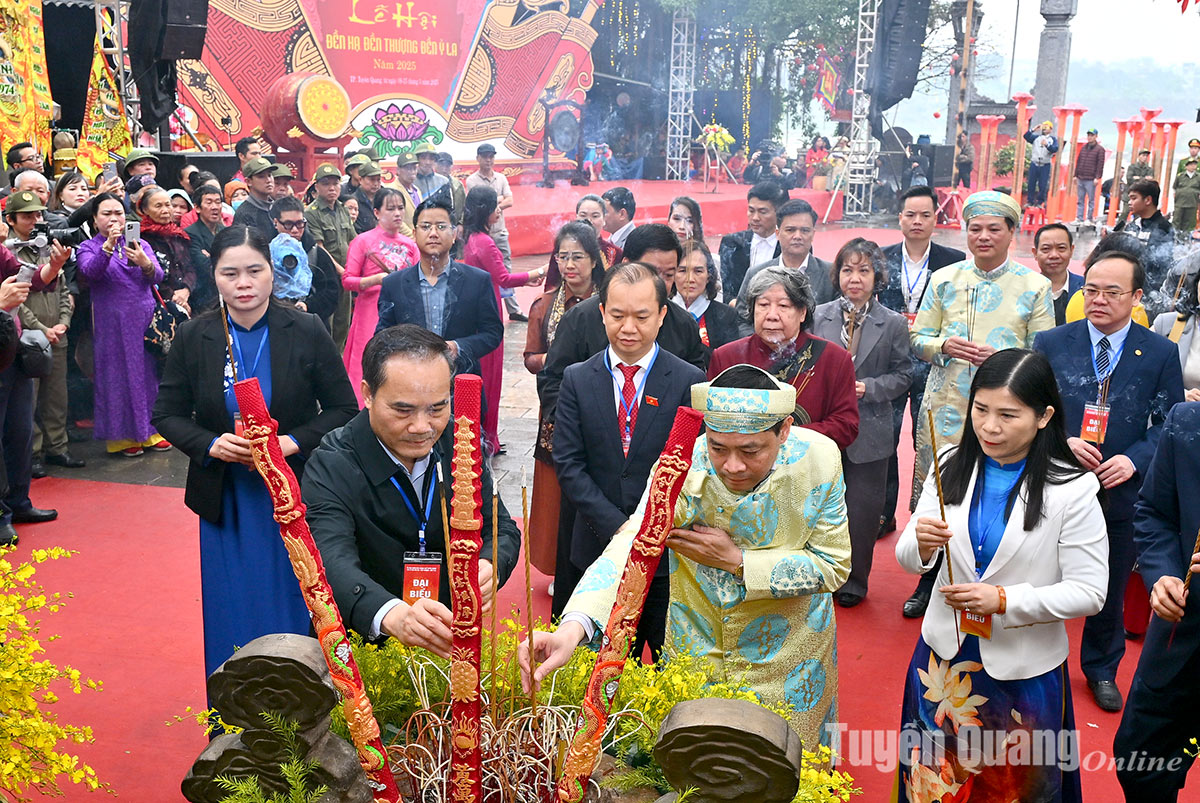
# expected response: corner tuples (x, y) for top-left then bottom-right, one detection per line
(271, 162), (294, 179)
(413, 142), (438, 156)
(242, 156), (275, 178)
(395, 153), (417, 168)
(313, 163), (342, 182)
(358, 161), (383, 177)
(6, 190), (47, 214)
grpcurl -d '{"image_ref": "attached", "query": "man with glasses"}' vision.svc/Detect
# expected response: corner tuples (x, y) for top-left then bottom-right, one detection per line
(6, 142), (41, 176)
(736, 198), (833, 308)
(1035, 247), (1183, 714)
(374, 196), (501, 379)
(270, 196), (340, 327)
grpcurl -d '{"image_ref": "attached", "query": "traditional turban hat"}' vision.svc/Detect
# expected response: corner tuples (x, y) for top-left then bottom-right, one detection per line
(962, 190), (1022, 226)
(691, 365), (797, 434)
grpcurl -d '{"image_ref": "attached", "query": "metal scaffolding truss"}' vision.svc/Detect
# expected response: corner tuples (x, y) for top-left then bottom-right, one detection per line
(846, 0), (879, 216)
(93, 0), (141, 139)
(666, 11), (696, 181)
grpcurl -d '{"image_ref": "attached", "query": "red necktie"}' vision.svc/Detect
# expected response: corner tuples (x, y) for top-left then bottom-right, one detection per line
(619, 363), (640, 456)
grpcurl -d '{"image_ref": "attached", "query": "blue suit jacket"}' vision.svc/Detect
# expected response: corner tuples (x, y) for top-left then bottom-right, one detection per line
(375, 260), (503, 377)
(1034, 320), (1184, 520)
(1133, 402), (1200, 680)
(552, 348), (706, 572)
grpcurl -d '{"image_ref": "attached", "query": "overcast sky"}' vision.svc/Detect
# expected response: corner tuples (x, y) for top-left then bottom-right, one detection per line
(1006, 0), (1195, 58)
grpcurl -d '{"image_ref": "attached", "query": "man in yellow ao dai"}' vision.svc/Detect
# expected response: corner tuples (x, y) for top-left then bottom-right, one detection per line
(523, 364), (851, 750)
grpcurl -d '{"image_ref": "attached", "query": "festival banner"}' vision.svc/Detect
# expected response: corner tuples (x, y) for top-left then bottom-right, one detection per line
(77, 30), (133, 180)
(816, 55), (840, 115)
(177, 0), (600, 173)
(25, 0), (51, 155)
(0, 0), (39, 154)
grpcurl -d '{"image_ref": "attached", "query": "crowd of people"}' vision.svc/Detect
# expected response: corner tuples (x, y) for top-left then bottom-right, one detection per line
(6, 132), (1200, 800)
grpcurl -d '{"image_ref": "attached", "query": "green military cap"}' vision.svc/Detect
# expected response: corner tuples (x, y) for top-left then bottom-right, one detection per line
(412, 142), (438, 156)
(6, 190), (47, 214)
(313, 163), (342, 182)
(358, 161), (383, 177)
(395, 153), (416, 168)
(345, 153), (371, 170)
(242, 156), (275, 178)
(122, 148), (158, 177)
(271, 162), (294, 179)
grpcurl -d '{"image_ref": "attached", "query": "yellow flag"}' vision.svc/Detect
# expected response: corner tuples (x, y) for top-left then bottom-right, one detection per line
(77, 32), (132, 180)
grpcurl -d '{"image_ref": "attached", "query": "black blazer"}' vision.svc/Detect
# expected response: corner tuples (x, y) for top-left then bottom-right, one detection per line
(877, 241), (966, 315)
(695, 296), (752, 355)
(719, 229), (781, 303)
(553, 348), (706, 572)
(537, 296), (707, 426)
(1034, 320), (1184, 520)
(301, 410), (522, 638)
(375, 260), (503, 377)
(151, 303), (359, 523)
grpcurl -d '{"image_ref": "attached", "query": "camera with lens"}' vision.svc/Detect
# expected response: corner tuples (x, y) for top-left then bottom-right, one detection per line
(32, 221), (89, 249)
(280, 254), (298, 271)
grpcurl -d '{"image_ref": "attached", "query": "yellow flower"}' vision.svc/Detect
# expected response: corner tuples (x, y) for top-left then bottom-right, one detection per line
(917, 653), (988, 733)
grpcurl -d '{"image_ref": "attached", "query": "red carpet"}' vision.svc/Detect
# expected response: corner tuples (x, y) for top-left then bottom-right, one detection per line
(506, 179), (844, 257)
(16, 433), (1133, 801)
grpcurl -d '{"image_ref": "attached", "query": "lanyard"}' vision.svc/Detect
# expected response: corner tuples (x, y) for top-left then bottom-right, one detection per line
(228, 318), (268, 379)
(1091, 336), (1126, 403)
(607, 343), (659, 442)
(391, 466), (438, 555)
(902, 248), (930, 310)
(970, 471), (1019, 578)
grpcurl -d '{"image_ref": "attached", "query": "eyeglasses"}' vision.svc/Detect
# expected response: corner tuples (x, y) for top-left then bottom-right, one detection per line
(278, 219), (306, 230)
(417, 222), (452, 232)
(16, 152), (42, 165)
(556, 252), (589, 264)
(1081, 287), (1134, 301)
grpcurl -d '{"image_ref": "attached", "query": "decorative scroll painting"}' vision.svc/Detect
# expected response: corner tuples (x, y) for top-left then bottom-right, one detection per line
(176, 0), (601, 175)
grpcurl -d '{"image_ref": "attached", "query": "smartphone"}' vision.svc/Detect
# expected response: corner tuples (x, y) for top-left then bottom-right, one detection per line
(101, 162), (118, 184)
(125, 220), (139, 245)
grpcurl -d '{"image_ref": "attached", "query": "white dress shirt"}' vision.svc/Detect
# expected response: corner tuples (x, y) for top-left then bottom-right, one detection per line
(900, 241), (932, 314)
(1086, 318), (1132, 380)
(750, 232), (778, 271)
(370, 443), (432, 639)
(611, 220), (635, 249)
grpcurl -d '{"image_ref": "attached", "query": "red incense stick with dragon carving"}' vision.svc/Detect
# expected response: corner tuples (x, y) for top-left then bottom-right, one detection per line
(557, 407), (703, 803)
(232, 377), (399, 802)
(446, 374), (484, 803)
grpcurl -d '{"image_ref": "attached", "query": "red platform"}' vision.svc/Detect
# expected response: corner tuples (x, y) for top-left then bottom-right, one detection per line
(506, 180), (843, 257)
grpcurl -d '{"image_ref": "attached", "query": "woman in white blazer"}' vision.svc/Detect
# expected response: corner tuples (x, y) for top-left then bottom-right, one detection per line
(895, 349), (1108, 802)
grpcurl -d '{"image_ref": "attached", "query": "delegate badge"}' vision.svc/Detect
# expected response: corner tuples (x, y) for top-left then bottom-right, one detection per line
(1080, 403), (1110, 445)
(904, 311), (918, 329)
(960, 609), (993, 640)
(402, 551), (443, 605)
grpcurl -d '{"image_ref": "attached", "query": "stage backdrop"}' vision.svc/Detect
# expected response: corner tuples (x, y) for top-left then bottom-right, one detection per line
(178, 0), (601, 176)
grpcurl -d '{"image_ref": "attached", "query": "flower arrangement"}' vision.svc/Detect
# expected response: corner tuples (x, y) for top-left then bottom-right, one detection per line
(329, 616), (859, 803)
(702, 124), (735, 155)
(0, 547), (104, 801)
(811, 157), (834, 178)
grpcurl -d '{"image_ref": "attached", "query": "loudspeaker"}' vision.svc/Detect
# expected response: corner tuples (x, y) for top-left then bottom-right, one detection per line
(928, 145), (957, 187)
(154, 150), (243, 189)
(162, 0), (209, 60)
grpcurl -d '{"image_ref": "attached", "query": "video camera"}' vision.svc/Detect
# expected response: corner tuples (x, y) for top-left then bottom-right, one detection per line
(5, 221), (89, 261)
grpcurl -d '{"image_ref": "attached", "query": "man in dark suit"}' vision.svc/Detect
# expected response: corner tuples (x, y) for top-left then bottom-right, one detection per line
(1034, 248), (1184, 712)
(719, 181), (787, 302)
(184, 184), (226, 313)
(376, 196), (503, 378)
(737, 198), (834, 308)
(877, 185), (966, 551)
(538, 225), (707, 428)
(1030, 222), (1084, 326)
(302, 325), (521, 654)
(1116, 402), (1200, 800)
(552, 263), (706, 656)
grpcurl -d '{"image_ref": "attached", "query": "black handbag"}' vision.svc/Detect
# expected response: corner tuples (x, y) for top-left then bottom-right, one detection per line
(16, 328), (52, 378)
(144, 287), (188, 361)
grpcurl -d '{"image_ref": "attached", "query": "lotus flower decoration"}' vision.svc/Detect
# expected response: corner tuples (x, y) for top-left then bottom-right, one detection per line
(357, 100), (444, 157)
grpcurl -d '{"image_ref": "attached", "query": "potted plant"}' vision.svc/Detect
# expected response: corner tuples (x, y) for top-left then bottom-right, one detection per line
(811, 157), (834, 191)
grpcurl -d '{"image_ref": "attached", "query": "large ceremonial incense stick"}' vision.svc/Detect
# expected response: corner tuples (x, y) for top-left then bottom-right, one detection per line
(1168, 525), (1200, 650)
(520, 465), (537, 717)
(557, 408), (703, 803)
(489, 477), (500, 724)
(232, 378), (398, 801)
(927, 408), (962, 650)
(219, 299), (239, 384)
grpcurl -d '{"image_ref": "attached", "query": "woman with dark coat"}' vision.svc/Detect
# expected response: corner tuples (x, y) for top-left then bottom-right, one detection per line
(152, 225), (358, 679)
(670, 238), (750, 356)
